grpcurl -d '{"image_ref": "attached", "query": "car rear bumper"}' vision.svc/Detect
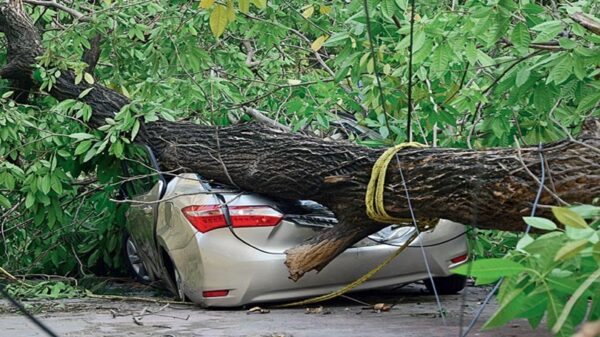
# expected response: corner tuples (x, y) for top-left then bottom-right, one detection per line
(170, 220), (468, 307)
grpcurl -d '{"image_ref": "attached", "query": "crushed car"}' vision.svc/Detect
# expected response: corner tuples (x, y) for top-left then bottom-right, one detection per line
(121, 146), (468, 307)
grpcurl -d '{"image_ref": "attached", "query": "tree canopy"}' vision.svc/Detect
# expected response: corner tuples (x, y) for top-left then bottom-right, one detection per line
(0, 1), (599, 336)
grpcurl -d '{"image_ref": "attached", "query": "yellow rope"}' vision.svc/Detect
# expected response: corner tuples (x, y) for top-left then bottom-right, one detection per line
(274, 231), (419, 308)
(365, 142), (426, 223)
(275, 142), (432, 308)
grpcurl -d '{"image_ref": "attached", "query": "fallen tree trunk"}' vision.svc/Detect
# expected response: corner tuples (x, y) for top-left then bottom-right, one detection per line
(1, 3), (599, 280)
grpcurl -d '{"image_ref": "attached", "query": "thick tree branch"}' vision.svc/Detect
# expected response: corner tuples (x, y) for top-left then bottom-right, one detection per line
(1, 4), (599, 280)
(0, 3), (43, 102)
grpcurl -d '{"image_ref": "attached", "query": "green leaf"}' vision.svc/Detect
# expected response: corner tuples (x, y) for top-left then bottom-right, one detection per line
(78, 87), (93, 98)
(476, 49), (494, 67)
(451, 258), (525, 281)
(593, 241), (600, 264)
(547, 55), (572, 85)
(50, 175), (62, 194)
(552, 269), (600, 334)
(569, 205), (600, 219)
(573, 55), (586, 80)
(83, 146), (97, 162)
(74, 140), (93, 155)
(558, 38), (577, 50)
(511, 22), (531, 49)
(40, 174), (51, 195)
(520, 292), (548, 329)
(554, 239), (589, 261)
(552, 207), (589, 229)
(0, 194), (11, 208)
(84, 72), (94, 85)
(516, 234), (534, 251)
(547, 276), (584, 295)
(394, 0), (407, 10)
(531, 20), (563, 43)
(323, 32), (349, 47)
(69, 133), (95, 141)
(483, 289), (527, 329)
(465, 42), (477, 65)
(160, 110), (176, 122)
(131, 120), (141, 140)
(515, 68), (530, 87)
(25, 192), (35, 209)
(576, 91), (600, 113)
(381, 0), (398, 20)
(431, 43), (450, 73)
(523, 216), (557, 231)
(565, 226), (596, 241)
(110, 140), (124, 158)
(209, 4), (228, 38)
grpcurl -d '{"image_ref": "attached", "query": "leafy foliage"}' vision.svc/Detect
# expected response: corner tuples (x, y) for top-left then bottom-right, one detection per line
(0, 1), (599, 335)
(453, 206), (600, 336)
(4, 281), (85, 300)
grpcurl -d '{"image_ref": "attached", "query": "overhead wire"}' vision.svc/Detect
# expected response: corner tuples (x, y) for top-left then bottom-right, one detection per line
(459, 143), (546, 337)
(363, 0), (392, 134)
(364, 0), (448, 326)
(406, 0), (416, 141)
(396, 155), (448, 326)
(0, 284), (60, 337)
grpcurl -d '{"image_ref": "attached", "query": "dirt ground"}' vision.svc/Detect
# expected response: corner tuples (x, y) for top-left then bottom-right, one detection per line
(0, 284), (552, 337)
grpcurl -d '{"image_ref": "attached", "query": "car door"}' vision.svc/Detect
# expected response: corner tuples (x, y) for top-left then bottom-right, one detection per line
(123, 146), (166, 279)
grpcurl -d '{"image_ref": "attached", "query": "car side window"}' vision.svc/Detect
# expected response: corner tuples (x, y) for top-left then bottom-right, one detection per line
(123, 146), (159, 197)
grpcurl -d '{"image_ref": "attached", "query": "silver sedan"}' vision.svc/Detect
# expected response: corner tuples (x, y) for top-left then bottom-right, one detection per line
(122, 149), (468, 307)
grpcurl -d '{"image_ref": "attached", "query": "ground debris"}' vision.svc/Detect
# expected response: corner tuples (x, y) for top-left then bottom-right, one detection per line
(247, 306), (270, 314)
(372, 303), (391, 312)
(305, 306), (331, 315)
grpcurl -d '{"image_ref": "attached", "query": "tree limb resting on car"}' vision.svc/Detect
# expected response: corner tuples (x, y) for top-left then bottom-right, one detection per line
(0, 2), (599, 280)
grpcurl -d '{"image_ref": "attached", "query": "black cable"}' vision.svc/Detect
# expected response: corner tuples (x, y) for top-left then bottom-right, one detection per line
(215, 194), (284, 255)
(363, 0), (391, 133)
(396, 161), (447, 325)
(0, 284), (60, 337)
(526, 143), (546, 232)
(406, 0), (416, 141)
(459, 143), (546, 337)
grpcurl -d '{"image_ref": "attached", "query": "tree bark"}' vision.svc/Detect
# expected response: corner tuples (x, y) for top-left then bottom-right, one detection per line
(1, 4), (599, 280)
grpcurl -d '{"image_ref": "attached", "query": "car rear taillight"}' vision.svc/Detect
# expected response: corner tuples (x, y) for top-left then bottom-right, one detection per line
(202, 290), (229, 297)
(182, 205), (283, 233)
(451, 253), (468, 264)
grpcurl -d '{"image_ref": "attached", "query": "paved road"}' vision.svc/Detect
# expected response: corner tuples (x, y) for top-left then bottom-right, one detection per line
(0, 285), (551, 337)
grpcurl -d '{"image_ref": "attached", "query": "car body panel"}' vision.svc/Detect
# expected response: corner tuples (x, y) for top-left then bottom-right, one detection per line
(125, 181), (164, 280)
(170, 219), (466, 306)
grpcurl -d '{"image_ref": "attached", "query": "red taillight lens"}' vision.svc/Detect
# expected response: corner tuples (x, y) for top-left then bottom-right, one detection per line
(182, 205), (283, 233)
(202, 290), (229, 297)
(451, 254), (468, 264)
(181, 205), (226, 233)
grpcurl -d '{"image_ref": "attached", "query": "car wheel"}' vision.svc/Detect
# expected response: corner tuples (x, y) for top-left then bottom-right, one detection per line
(424, 275), (467, 295)
(172, 264), (187, 301)
(123, 233), (150, 283)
